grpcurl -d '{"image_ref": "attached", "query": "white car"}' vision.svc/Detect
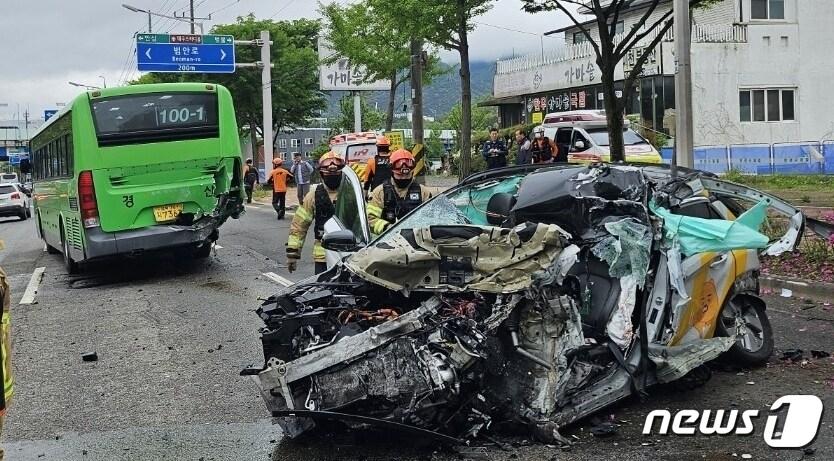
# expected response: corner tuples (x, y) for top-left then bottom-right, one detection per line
(0, 173), (19, 185)
(0, 183), (32, 221)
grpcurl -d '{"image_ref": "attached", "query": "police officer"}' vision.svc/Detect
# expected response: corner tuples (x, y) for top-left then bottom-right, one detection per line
(481, 128), (508, 169)
(363, 136), (393, 197)
(286, 152), (345, 274)
(367, 149), (433, 235)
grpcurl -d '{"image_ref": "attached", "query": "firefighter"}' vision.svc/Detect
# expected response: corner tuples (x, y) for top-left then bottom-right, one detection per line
(0, 263), (14, 461)
(363, 136), (393, 198)
(367, 149), (433, 235)
(531, 126), (558, 163)
(286, 152), (345, 274)
(267, 157), (292, 220)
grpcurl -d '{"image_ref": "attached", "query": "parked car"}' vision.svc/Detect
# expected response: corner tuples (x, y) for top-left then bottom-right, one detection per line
(0, 183), (32, 220)
(0, 173), (19, 185)
(245, 163), (833, 445)
(538, 110), (662, 164)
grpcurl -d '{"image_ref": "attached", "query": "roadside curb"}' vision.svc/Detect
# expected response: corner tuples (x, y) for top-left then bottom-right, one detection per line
(761, 275), (834, 302)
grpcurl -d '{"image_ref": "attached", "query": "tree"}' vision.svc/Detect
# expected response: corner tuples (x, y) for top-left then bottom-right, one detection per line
(330, 94), (385, 133)
(367, 0), (495, 179)
(133, 15), (325, 161)
(521, 0), (720, 162)
(320, 1), (444, 132)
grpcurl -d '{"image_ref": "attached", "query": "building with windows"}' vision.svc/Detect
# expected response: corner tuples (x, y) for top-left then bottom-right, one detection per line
(274, 127), (331, 160)
(486, 0), (834, 148)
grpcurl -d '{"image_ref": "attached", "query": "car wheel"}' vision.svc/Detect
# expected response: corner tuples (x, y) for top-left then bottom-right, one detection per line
(19, 208), (27, 220)
(61, 225), (80, 274)
(715, 296), (773, 366)
(26, 207), (31, 218)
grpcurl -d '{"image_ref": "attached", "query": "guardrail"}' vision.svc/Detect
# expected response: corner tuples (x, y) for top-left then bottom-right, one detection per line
(660, 141), (834, 175)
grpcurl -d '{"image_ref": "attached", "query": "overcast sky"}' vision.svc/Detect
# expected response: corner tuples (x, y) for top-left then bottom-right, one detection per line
(0, 0), (572, 122)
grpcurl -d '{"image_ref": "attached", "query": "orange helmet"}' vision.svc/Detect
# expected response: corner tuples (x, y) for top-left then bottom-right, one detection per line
(390, 149), (416, 175)
(376, 135), (390, 147)
(318, 151), (345, 174)
(272, 157), (283, 166)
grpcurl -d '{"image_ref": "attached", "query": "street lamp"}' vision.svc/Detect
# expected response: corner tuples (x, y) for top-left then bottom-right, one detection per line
(99, 75), (107, 88)
(121, 3), (207, 34)
(68, 81), (101, 90)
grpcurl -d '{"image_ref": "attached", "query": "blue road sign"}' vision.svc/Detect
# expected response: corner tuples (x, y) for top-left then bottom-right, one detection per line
(44, 110), (58, 121)
(136, 34), (235, 73)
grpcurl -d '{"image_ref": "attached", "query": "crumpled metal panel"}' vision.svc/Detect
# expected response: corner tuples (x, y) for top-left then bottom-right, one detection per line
(648, 336), (735, 383)
(346, 222), (571, 294)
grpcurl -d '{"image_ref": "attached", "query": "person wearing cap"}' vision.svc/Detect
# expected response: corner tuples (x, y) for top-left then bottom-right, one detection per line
(286, 152), (346, 274)
(367, 149), (433, 235)
(363, 136), (393, 198)
(481, 127), (508, 169)
(267, 157), (292, 220)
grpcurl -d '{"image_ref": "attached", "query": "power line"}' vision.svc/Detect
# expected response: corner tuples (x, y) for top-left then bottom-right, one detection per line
(207, 0), (240, 17)
(473, 20), (565, 40)
(269, 0), (297, 19)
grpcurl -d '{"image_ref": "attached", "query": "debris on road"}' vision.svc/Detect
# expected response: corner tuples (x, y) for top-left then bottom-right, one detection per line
(780, 288), (793, 297)
(811, 350), (831, 359)
(81, 352), (98, 362)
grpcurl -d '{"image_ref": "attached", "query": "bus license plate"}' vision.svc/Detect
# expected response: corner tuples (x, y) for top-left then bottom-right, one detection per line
(153, 203), (183, 222)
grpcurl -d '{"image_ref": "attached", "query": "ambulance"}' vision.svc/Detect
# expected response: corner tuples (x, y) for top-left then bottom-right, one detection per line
(328, 131), (381, 180)
(537, 110), (662, 164)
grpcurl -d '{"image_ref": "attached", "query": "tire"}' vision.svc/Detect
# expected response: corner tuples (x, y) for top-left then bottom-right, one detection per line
(193, 241), (212, 259)
(18, 208), (27, 221)
(61, 225), (80, 274)
(715, 295), (773, 366)
(26, 207), (31, 218)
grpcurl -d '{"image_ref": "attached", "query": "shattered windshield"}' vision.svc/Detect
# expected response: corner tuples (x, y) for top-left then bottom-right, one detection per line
(375, 175), (525, 244)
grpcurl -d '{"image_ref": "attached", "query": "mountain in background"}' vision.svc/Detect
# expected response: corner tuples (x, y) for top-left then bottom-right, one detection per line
(322, 60), (495, 121)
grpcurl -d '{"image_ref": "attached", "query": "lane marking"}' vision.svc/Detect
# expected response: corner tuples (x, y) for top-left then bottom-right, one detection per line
(212, 244), (223, 249)
(19, 267), (46, 305)
(262, 272), (294, 287)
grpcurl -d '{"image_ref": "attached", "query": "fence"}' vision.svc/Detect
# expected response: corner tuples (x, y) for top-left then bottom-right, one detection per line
(659, 142), (834, 175)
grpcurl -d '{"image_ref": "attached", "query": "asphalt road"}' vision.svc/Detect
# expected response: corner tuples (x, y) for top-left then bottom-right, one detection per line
(1, 202), (833, 461)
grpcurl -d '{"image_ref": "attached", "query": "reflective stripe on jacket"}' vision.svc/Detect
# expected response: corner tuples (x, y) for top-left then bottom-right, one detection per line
(0, 266), (14, 414)
(286, 185), (338, 263)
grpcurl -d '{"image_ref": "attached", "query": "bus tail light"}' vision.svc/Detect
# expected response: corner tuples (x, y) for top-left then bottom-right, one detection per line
(78, 171), (100, 228)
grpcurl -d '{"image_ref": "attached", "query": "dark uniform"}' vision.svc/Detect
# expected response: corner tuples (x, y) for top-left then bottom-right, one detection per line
(482, 138), (508, 169)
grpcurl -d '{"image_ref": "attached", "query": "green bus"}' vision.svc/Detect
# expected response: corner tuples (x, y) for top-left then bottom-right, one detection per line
(30, 83), (244, 273)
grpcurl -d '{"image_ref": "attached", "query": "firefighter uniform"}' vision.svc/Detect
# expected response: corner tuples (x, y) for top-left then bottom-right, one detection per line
(286, 152), (346, 274)
(364, 136), (393, 194)
(367, 181), (433, 235)
(286, 184), (339, 274)
(0, 264), (15, 461)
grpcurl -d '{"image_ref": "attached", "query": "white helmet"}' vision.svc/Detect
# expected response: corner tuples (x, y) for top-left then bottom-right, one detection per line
(533, 126), (545, 138)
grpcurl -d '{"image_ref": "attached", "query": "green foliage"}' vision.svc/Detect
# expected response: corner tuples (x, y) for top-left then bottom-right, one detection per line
(311, 140), (332, 161)
(132, 15), (325, 141)
(330, 94), (385, 133)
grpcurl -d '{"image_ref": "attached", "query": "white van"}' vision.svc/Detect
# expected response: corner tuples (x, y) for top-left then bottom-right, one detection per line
(538, 111), (662, 164)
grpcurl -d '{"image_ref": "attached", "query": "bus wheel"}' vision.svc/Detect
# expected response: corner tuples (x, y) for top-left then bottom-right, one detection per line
(40, 217), (60, 254)
(193, 241), (212, 259)
(61, 225), (80, 274)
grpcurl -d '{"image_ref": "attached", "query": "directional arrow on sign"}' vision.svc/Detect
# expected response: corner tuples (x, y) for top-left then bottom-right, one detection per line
(220, 49), (226, 61)
(145, 48), (152, 60)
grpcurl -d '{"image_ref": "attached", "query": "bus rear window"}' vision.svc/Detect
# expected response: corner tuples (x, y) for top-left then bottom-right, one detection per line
(92, 93), (219, 146)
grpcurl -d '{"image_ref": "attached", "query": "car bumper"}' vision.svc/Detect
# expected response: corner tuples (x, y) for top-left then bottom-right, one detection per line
(85, 215), (220, 259)
(0, 204), (24, 216)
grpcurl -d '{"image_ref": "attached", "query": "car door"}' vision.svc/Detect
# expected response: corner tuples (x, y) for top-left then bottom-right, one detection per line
(554, 128), (573, 160)
(323, 166), (371, 269)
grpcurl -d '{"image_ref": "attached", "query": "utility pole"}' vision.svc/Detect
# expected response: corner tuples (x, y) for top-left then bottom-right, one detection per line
(410, 39), (424, 146)
(353, 92), (362, 132)
(673, 0), (694, 173)
(189, 0), (195, 34)
(260, 30), (274, 165)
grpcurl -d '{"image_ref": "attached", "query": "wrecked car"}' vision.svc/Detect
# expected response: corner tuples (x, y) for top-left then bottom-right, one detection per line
(244, 163), (830, 445)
